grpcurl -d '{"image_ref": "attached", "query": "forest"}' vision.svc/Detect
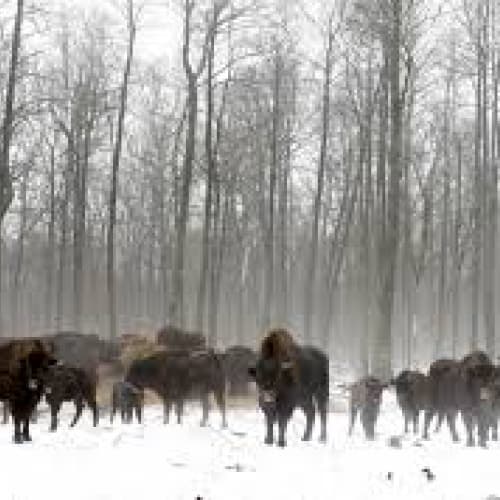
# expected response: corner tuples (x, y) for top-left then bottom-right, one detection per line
(0, 0), (497, 380)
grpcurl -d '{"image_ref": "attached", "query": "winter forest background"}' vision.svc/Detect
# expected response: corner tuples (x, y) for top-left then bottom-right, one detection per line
(0, 0), (497, 380)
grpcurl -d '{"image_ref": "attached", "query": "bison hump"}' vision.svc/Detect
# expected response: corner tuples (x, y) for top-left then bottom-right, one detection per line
(260, 328), (298, 362)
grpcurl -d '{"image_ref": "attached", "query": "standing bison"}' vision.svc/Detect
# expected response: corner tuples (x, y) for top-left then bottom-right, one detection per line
(423, 351), (495, 447)
(126, 349), (226, 427)
(348, 376), (387, 440)
(248, 328), (328, 447)
(0, 338), (56, 443)
(44, 363), (99, 431)
(111, 381), (144, 424)
(391, 370), (431, 434)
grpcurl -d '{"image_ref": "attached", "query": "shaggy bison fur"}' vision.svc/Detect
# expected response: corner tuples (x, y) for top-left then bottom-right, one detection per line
(249, 328), (328, 447)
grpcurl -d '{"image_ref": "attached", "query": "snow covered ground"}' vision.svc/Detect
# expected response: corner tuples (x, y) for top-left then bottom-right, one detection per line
(1, 391), (500, 500)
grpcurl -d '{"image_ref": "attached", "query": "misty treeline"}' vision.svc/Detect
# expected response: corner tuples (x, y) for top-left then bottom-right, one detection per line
(0, 0), (498, 379)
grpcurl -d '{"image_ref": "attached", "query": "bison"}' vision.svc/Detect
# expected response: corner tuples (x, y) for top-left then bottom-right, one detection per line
(348, 376), (387, 440)
(111, 381), (144, 424)
(44, 363), (99, 431)
(0, 338), (56, 443)
(391, 370), (431, 434)
(423, 351), (495, 447)
(126, 349), (226, 427)
(223, 345), (257, 397)
(248, 328), (328, 447)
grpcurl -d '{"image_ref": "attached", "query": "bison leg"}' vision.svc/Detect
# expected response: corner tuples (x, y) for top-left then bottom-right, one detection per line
(90, 400), (98, 427)
(49, 403), (60, 432)
(422, 409), (434, 440)
(13, 416), (23, 443)
(434, 412), (444, 433)
(478, 410), (490, 448)
(200, 392), (210, 427)
(135, 403), (142, 424)
(316, 397), (327, 443)
(413, 411), (419, 434)
(361, 409), (376, 440)
(2, 402), (9, 424)
(175, 399), (184, 424)
(301, 399), (315, 441)
(462, 411), (475, 446)
(22, 418), (32, 442)
(110, 401), (117, 424)
(70, 399), (83, 428)
(163, 399), (171, 424)
(264, 413), (275, 445)
(348, 404), (358, 436)
(491, 413), (498, 441)
(277, 414), (289, 447)
(446, 411), (459, 442)
(214, 388), (227, 429)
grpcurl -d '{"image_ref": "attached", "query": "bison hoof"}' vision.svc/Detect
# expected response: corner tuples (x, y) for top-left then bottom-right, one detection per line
(319, 435), (327, 444)
(23, 434), (32, 442)
(302, 434), (311, 442)
(277, 439), (286, 448)
(13, 435), (23, 444)
(264, 437), (273, 445)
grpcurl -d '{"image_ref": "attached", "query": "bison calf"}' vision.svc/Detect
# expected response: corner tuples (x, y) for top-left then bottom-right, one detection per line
(348, 376), (386, 440)
(111, 381), (144, 424)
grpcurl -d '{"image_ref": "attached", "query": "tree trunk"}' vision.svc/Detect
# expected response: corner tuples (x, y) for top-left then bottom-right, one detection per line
(372, 0), (403, 380)
(107, 1), (135, 340)
(0, 0), (24, 335)
(304, 18), (333, 343)
(45, 142), (56, 331)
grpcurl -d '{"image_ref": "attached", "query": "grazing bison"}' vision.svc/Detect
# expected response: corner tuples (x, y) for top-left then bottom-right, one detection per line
(223, 346), (257, 397)
(423, 351), (495, 447)
(126, 349), (226, 427)
(0, 338), (56, 443)
(391, 370), (431, 434)
(156, 325), (206, 351)
(111, 381), (144, 424)
(248, 328), (328, 447)
(44, 363), (99, 431)
(348, 376), (386, 440)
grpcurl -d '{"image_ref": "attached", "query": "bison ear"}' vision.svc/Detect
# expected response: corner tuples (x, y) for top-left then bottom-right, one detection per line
(248, 366), (257, 379)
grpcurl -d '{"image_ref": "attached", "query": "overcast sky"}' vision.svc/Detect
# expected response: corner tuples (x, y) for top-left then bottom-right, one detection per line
(59, 0), (182, 64)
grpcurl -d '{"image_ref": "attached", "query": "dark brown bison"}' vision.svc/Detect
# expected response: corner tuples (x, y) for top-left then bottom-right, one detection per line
(0, 338), (57, 443)
(423, 351), (495, 447)
(111, 381), (144, 424)
(391, 370), (431, 434)
(223, 346), (257, 397)
(156, 325), (206, 351)
(248, 328), (328, 447)
(348, 376), (387, 440)
(44, 363), (98, 431)
(126, 349), (226, 427)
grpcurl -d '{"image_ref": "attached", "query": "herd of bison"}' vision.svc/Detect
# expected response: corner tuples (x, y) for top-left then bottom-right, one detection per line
(0, 326), (499, 450)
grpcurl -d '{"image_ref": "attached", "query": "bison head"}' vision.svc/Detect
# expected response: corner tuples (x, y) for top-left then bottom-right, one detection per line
(248, 357), (295, 408)
(20, 343), (57, 391)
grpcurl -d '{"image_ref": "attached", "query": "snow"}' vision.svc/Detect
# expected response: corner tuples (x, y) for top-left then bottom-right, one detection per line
(1, 391), (500, 500)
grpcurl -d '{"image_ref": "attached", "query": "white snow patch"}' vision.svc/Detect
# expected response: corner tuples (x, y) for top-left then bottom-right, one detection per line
(0, 392), (499, 500)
